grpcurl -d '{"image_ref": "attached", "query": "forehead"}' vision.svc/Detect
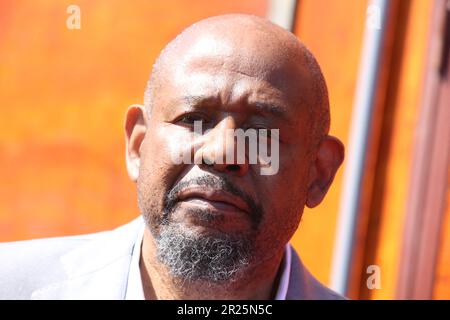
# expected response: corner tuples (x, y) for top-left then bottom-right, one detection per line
(156, 33), (314, 117)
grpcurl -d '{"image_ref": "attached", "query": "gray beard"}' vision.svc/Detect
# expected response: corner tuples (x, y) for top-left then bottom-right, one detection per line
(155, 222), (252, 284)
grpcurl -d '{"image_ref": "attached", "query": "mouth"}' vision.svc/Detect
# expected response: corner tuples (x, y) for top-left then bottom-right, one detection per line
(176, 186), (251, 215)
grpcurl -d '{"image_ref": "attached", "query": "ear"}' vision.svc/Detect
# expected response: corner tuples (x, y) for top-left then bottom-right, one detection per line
(124, 104), (147, 182)
(306, 136), (345, 208)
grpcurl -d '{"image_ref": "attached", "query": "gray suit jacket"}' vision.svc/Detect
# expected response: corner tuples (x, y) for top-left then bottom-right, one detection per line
(0, 217), (344, 300)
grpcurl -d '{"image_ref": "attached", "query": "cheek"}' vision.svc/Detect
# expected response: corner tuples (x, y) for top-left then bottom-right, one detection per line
(153, 122), (199, 165)
(259, 175), (305, 213)
(137, 125), (192, 203)
(137, 135), (186, 232)
(136, 133), (172, 200)
(264, 149), (309, 187)
(252, 176), (305, 259)
(255, 156), (309, 225)
(141, 124), (188, 171)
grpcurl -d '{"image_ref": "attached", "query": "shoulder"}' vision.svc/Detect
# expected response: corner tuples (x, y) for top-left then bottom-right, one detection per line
(0, 234), (94, 299)
(0, 217), (143, 299)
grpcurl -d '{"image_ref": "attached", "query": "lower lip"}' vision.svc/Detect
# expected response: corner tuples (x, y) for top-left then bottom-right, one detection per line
(179, 198), (246, 214)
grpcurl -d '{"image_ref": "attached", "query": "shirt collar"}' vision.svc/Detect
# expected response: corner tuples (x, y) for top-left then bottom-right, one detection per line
(274, 243), (291, 300)
(125, 224), (145, 300)
(125, 225), (291, 300)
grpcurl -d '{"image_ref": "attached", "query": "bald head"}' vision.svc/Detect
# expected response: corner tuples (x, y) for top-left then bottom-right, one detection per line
(126, 15), (345, 293)
(145, 14), (330, 146)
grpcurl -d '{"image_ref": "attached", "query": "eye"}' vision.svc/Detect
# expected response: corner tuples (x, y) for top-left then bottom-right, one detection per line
(175, 113), (209, 126)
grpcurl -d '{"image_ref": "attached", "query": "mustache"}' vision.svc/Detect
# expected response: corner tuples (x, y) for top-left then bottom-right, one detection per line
(163, 175), (263, 229)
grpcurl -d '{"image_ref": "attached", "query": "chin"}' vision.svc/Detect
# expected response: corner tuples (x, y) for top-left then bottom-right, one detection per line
(155, 221), (253, 283)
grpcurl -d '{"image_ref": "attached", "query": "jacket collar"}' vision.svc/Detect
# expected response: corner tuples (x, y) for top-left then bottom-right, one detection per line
(286, 247), (345, 300)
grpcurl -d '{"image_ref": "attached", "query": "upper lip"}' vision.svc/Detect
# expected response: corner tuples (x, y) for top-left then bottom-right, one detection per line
(177, 186), (251, 214)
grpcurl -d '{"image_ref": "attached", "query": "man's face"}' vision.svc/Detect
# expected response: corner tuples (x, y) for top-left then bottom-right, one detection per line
(133, 32), (319, 282)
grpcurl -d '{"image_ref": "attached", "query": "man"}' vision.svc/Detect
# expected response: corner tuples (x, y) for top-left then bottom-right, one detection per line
(0, 14), (345, 299)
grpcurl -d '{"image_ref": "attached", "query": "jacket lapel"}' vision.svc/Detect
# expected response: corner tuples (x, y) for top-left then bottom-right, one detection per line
(31, 217), (144, 300)
(286, 246), (345, 300)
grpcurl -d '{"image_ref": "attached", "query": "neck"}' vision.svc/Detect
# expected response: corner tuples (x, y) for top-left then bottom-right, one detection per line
(139, 228), (285, 300)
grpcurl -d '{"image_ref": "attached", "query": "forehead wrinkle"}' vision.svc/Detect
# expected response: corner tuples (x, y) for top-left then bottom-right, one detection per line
(166, 60), (301, 125)
(167, 91), (292, 126)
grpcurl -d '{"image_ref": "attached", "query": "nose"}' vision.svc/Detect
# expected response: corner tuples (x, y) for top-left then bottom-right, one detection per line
(195, 117), (250, 177)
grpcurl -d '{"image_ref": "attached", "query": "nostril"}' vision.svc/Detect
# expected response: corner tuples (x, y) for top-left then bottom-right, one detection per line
(226, 164), (240, 172)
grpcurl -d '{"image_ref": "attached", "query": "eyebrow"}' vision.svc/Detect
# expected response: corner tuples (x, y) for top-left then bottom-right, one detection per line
(176, 95), (290, 122)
